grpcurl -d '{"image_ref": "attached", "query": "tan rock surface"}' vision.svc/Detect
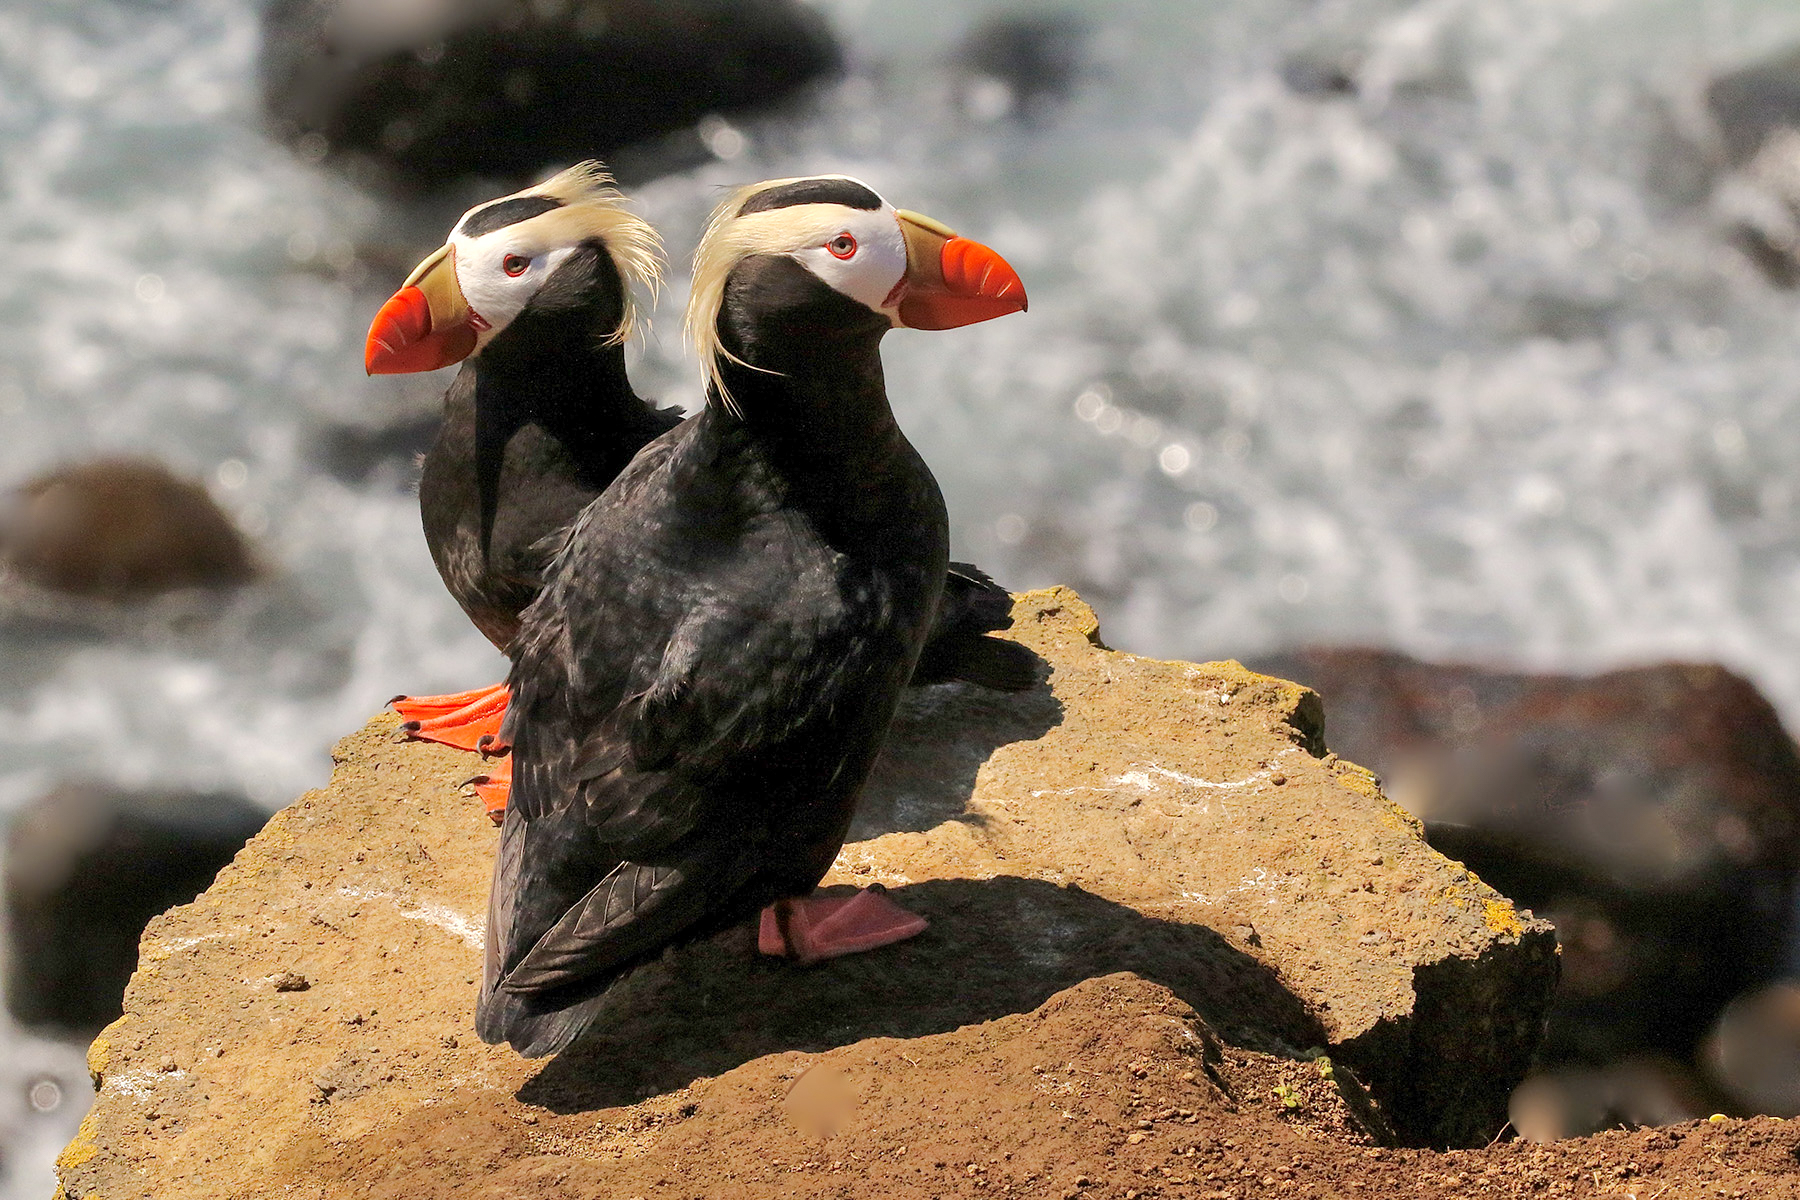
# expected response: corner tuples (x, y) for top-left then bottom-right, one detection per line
(58, 588), (1558, 1198)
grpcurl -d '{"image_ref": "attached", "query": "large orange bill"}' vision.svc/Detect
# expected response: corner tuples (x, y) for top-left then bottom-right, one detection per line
(365, 244), (481, 374)
(891, 209), (1028, 330)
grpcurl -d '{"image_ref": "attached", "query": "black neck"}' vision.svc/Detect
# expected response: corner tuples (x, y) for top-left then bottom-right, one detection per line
(711, 256), (902, 470)
(451, 247), (664, 549)
(705, 257), (931, 544)
(464, 240), (653, 446)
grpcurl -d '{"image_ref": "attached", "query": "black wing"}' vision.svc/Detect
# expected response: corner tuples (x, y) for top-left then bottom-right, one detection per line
(475, 796), (756, 1057)
(910, 561), (1037, 691)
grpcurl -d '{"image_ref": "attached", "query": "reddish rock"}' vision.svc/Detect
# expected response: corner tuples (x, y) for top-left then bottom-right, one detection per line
(1250, 648), (1800, 1073)
(0, 458), (258, 599)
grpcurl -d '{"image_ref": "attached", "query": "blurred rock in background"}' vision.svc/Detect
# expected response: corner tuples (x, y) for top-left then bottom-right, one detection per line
(4, 782), (267, 1034)
(1277, 51), (1358, 99)
(1507, 1056), (1713, 1144)
(952, 11), (1089, 124)
(1250, 648), (1800, 1136)
(311, 410), (443, 488)
(260, 0), (841, 195)
(0, 459), (259, 602)
(1708, 47), (1800, 288)
(1709, 46), (1800, 168)
(1702, 980), (1800, 1118)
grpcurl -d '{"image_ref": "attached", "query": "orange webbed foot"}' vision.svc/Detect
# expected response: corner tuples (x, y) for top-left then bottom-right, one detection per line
(391, 683), (509, 752)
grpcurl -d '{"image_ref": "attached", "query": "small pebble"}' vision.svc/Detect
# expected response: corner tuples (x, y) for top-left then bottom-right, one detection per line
(272, 971), (310, 992)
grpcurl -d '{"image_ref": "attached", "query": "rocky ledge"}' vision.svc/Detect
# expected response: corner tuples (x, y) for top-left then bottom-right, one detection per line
(58, 588), (1560, 1198)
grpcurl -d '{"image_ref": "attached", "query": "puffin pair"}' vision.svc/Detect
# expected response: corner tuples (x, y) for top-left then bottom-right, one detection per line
(365, 167), (1027, 1056)
(367, 165), (1031, 818)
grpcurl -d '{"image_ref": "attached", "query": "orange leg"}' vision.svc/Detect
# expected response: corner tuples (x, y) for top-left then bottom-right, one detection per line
(391, 683), (509, 753)
(757, 886), (928, 965)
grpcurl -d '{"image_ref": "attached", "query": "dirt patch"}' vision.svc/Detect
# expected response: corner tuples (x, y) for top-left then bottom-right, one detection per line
(205, 976), (1800, 1199)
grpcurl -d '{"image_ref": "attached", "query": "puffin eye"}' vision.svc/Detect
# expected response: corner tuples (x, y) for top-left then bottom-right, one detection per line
(502, 254), (530, 277)
(826, 233), (857, 260)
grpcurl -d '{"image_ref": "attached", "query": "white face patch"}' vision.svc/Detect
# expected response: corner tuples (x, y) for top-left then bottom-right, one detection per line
(786, 206), (909, 322)
(448, 224), (580, 350)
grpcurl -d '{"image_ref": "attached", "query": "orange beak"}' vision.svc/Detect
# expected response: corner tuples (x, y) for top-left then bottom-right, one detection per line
(365, 244), (480, 374)
(889, 209), (1027, 330)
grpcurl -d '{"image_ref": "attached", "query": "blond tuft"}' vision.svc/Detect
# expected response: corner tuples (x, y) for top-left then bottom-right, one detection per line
(529, 161), (664, 346)
(684, 177), (883, 411)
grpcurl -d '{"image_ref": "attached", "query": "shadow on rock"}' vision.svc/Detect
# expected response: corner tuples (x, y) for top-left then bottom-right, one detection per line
(518, 875), (1326, 1114)
(851, 670), (1061, 840)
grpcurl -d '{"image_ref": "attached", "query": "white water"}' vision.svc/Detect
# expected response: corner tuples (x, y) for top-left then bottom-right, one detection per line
(7, 0), (1800, 1193)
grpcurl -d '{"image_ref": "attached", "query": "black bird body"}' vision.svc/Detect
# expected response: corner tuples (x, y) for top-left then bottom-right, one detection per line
(415, 246), (681, 653)
(478, 189), (1027, 1056)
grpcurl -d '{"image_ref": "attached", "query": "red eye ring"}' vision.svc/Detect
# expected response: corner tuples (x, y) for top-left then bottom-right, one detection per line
(827, 233), (857, 260)
(503, 254), (530, 277)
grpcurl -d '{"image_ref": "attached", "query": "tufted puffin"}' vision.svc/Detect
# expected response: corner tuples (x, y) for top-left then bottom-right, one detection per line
(477, 176), (1027, 1056)
(365, 163), (673, 814)
(366, 167), (1034, 821)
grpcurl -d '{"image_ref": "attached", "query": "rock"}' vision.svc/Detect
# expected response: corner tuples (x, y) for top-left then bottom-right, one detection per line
(55, 590), (1557, 1198)
(1703, 982), (1800, 1117)
(0, 458), (258, 600)
(1247, 648), (1800, 1074)
(954, 12), (1087, 121)
(1280, 54), (1357, 98)
(259, 0), (841, 194)
(311, 410), (441, 486)
(1708, 47), (1800, 167)
(70, 968), (1800, 1200)
(4, 783), (268, 1034)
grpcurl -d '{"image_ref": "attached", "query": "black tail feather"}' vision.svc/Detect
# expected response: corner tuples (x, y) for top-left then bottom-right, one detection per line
(476, 969), (623, 1058)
